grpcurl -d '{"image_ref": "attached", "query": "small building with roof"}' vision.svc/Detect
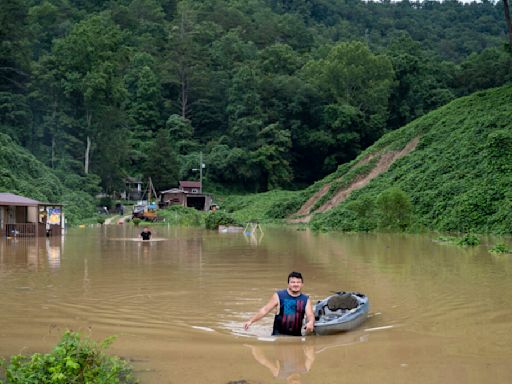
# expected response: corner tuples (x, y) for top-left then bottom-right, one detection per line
(160, 181), (212, 211)
(121, 177), (144, 201)
(0, 193), (64, 237)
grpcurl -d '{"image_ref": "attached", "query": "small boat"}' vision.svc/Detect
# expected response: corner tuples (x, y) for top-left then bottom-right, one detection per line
(218, 225), (244, 233)
(313, 292), (369, 335)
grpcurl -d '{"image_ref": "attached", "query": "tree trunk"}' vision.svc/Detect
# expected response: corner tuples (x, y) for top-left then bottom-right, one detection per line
(179, 11), (189, 119)
(51, 100), (57, 169)
(504, 0), (512, 49)
(51, 136), (55, 169)
(84, 112), (92, 174)
(180, 70), (188, 118)
(85, 136), (91, 174)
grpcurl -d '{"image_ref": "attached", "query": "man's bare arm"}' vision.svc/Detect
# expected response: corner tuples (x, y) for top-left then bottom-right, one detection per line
(244, 293), (279, 330)
(304, 298), (315, 333)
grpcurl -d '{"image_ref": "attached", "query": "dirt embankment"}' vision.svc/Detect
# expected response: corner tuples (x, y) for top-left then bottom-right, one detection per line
(289, 137), (419, 223)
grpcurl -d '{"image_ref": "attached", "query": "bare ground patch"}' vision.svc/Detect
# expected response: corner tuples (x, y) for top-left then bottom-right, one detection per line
(288, 137), (419, 223)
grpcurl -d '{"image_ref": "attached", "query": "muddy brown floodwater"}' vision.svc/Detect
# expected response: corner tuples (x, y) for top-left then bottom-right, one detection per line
(1, 225), (512, 383)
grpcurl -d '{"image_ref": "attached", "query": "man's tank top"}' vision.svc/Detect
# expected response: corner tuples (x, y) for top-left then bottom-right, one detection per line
(272, 289), (309, 336)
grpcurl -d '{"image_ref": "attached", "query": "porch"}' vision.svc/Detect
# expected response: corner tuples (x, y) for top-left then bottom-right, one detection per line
(3, 222), (62, 238)
(0, 193), (64, 238)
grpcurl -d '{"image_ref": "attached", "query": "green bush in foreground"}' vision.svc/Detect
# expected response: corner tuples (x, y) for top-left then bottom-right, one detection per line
(376, 187), (413, 231)
(457, 233), (480, 246)
(158, 205), (205, 226)
(205, 211), (239, 230)
(1, 331), (137, 384)
(489, 243), (512, 254)
(434, 234), (481, 247)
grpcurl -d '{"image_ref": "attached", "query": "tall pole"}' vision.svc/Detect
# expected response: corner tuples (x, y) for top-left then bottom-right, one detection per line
(199, 152), (203, 193)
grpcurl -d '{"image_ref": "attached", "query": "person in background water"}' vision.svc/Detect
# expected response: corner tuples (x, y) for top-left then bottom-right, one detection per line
(244, 271), (315, 336)
(140, 226), (152, 241)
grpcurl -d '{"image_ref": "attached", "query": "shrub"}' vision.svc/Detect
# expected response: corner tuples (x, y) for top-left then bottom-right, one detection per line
(204, 211), (239, 230)
(131, 218), (141, 226)
(264, 195), (305, 219)
(345, 196), (377, 232)
(2, 331), (137, 384)
(98, 196), (113, 210)
(158, 205), (205, 226)
(489, 243), (511, 254)
(457, 233), (480, 246)
(376, 187), (413, 231)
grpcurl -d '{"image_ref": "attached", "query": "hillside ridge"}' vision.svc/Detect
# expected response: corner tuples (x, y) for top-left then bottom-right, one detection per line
(290, 137), (419, 223)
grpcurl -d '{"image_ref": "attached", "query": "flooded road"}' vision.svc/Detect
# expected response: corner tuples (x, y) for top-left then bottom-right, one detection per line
(1, 225), (512, 383)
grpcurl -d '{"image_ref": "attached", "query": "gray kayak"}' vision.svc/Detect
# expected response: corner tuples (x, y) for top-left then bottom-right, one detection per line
(313, 292), (369, 335)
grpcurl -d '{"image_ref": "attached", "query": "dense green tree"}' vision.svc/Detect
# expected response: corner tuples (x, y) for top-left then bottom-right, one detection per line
(226, 64), (265, 148)
(127, 0), (168, 55)
(456, 46), (512, 95)
(254, 123), (293, 190)
(503, 0), (512, 49)
(144, 128), (179, 191)
(386, 33), (456, 129)
(166, 114), (199, 155)
(51, 13), (128, 179)
(163, 0), (211, 119)
(0, 0), (31, 145)
(302, 42), (394, 170)
(28, 0), (77, 59)
(2, 0), (512, 198)
(123, 53), (162, 176)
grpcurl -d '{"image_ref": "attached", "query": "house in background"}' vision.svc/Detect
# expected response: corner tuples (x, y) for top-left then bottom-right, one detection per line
(121, 177), (143, 201)
(160, 181), (212, 211)
(0, 193), (64, 237)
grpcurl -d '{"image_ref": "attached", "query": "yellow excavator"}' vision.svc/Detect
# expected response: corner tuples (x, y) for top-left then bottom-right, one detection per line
(132, 177), (158, 222)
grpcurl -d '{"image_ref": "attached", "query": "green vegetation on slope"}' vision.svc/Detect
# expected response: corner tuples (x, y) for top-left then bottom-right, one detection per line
(0, 133), (96, 225)
(224, 85), (512, 235)
(3, 0), (512, 195)
(310, 85), (512, 234)
(219, 190), (306, 224)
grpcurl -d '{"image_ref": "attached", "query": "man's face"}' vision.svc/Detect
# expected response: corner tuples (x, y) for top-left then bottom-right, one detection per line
(288, 277), (304, 294)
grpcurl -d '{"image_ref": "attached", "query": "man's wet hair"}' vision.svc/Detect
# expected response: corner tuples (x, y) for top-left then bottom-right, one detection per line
(288, 271), (303, 282)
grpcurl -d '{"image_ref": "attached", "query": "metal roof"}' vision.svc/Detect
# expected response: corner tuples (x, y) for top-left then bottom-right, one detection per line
(179, 181), (201, 188)
(160, 188), (183, 194)
(0, 193), (43, 207)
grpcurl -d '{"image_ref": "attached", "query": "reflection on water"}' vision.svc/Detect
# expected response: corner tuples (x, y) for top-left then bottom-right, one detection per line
(1, 226), (512, 384)
(247, 342), (314, 383)
(246, 331), (369, 383)
(0, 236), (63, 272)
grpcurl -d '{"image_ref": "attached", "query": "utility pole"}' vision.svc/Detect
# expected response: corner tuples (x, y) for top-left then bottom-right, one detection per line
(192, 152), (205, 193)
(199, 152), (203, 193)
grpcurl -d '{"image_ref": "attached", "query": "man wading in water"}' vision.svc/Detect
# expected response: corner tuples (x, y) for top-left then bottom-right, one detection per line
(140, 227), (152, 241)
(244, 272), (315, 336)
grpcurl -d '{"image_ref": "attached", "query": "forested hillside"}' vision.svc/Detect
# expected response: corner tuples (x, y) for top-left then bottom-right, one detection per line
(222, 84), (512, 234)
(0, 133), (96, 224)
(1, 0), (512, 197)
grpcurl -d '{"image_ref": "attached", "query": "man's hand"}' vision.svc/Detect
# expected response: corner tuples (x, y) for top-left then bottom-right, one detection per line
(244, 320), (252, 331)
(305, 320), (315, 334)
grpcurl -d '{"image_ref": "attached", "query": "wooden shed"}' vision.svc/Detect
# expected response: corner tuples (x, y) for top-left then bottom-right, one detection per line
(160, 181), (212, 211)
(0, 193), (64, 237)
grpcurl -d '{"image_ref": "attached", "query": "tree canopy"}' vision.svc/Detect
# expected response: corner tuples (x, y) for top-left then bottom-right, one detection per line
(0, 0), (511, 197)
